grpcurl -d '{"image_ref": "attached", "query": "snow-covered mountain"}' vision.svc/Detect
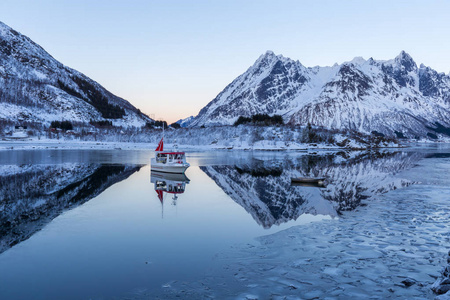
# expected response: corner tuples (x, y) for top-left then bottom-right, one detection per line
(0, 21), (151, 127)
(200, 151), (420, 228)
(0, 163), (142, 253)
(190, 51), (450, 139)
(175, 115), (195, 127)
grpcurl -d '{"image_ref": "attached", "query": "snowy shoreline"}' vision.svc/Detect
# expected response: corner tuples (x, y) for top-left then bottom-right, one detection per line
(2, 124), (419, 152)
(0, 137), (411, 152)
(0, 139), (160, 151)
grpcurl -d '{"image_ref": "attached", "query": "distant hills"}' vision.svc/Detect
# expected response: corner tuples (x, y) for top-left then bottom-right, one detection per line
(0, 21), (151, 128)
(190, 50), (450, 139)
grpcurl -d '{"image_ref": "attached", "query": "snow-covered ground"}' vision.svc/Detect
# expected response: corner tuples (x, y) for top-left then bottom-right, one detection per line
(0, 125), (407, 151)
(0, 139), (159, 151)
(0, 138), (398, 152)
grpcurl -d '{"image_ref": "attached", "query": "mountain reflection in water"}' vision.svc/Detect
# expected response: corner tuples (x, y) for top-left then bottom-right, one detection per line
(0, 151), (424, 254)
(200, 151), (422, 229)
(0, 163), (142, 254)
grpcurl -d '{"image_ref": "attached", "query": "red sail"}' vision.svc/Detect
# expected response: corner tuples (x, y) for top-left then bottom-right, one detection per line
(155, 137), (164, 151)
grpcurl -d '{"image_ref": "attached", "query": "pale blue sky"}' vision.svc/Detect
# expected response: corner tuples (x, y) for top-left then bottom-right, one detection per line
(1, 0), (449, 123)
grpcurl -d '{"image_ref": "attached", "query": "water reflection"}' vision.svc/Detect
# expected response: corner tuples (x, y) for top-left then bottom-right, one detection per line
(290, 180), (326, 188)
(150, 171), (190, 206)
(201, 151), (422, 228)
(0, 149), (439, 300)
(0, 151), (424, 255)
(0, 163), (142, 254)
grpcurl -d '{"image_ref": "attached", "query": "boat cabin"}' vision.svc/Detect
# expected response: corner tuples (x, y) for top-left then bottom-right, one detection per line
(155, 152), (186, 164)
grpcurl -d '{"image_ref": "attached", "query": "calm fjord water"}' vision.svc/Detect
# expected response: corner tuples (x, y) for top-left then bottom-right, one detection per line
(0, 145), (449, 299)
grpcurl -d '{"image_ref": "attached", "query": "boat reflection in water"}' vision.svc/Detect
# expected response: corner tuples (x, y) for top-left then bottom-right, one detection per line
(150, 171), (190, 208)
(291, 177), (327, 188)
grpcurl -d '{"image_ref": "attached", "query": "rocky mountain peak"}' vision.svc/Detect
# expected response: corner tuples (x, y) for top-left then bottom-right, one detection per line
(255, 50), (277, 63)
(263, 50), (275, 57)
(347, 56), (367, 66)
(0, 21), (51, 59)
(253, 50), (298, 69)
(394, 50), (417, 72)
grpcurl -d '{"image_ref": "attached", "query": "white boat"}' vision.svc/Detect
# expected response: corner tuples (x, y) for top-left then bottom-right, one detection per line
(150, 137), (190, 173)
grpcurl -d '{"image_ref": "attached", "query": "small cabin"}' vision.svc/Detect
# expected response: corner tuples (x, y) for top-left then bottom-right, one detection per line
(155, 152), (186, 164)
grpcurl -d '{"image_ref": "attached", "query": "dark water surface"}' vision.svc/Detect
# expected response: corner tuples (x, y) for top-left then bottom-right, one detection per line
(0, 145), (449, 299)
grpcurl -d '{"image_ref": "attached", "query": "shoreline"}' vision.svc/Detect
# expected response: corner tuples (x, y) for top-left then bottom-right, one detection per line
(0, 138), (413, 152)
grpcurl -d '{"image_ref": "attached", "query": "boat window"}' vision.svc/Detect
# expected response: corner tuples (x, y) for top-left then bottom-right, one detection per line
(156, 155), (167, 164)
(156, 181), (167, 189)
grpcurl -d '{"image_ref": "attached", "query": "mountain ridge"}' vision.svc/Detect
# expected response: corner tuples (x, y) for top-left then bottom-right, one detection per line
(0, 21), (151, 128)
(190, 50), (450, 139)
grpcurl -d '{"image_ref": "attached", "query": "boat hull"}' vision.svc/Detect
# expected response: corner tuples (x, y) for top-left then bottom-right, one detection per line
(151, 158), (190, 174)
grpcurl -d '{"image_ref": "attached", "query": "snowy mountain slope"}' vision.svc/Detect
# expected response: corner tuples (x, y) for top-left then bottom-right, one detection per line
(175, 115), (195, 127)
(0, 163), (142, 253)
(200, 151), (420, 228)
(0, 21), (151, 127)
(190, 51), (313, 127)
(190, 51), (450, 138)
